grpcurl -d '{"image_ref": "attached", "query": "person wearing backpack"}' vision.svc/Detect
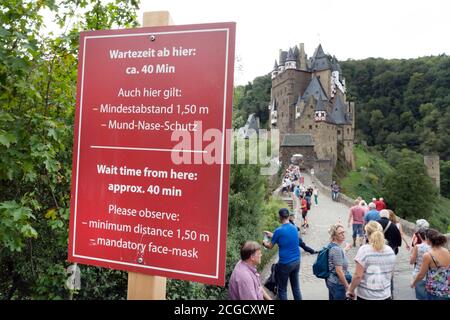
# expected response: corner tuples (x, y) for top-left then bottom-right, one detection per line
(324, 224), (352, 300)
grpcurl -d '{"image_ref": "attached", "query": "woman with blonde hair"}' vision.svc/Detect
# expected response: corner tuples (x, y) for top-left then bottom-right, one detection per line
(388, 210), (410, 251)
(324, 223), (352, 300)
(346, 221), (396, 300)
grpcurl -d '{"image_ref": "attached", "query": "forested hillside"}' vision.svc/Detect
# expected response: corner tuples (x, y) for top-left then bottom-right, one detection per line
(341, 56), (450, 160)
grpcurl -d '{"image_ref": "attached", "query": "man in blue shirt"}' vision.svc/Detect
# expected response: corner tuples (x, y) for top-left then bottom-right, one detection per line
(263, 208), (302, 300)
(364, 202), (380, 224)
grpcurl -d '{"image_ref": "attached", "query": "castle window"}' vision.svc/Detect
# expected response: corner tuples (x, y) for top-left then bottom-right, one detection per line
(315, 125), (318, 129)
(337, 130), (341, 135)
(311, 106), (313, 109)
(309, 125), (312, 130)
(307, 115), (311, 118)
(302, 126), (304, 129)
(347, 128), (350, 134)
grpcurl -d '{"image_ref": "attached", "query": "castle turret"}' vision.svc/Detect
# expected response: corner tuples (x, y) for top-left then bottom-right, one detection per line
(272, 60), (279, 79)
(278, 50), (287, 73)
(285, 48), (297, 70)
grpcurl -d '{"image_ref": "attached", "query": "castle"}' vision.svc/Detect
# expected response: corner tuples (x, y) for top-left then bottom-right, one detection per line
(269, 43), (355, 183)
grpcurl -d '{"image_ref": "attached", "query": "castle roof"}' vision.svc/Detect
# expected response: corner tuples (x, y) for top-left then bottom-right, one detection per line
(281, 134), (315, 147)
(315, 99), (327, 112)
(331, 56), (342, 73)
(310, 44), (332, 71)
(273, 60), (278, 70)
(286, 48), (296, 61)
(300, 76), (328, 102)
(329, 95), (350, 125)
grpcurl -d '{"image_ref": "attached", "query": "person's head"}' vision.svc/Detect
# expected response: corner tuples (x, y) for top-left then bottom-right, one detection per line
(372, 197), (377, 202)
(415, 219), (430, 232)
(357, 196), (362, 202)
(425, 229), (448, 248)
(354, 199), (361, 206)
(240, 241), (262, 266)
(379, 209), (390, 219)
(360, 200), (367, 207)
(278, 208), (290, 221)
(387, 210), (398, 223)
(365, 221), (385, 251)
(368, 202), (376, 210)
(380, 197), (384, 202)
(328, 223), (345, 243)
(417, 228), (428, 242)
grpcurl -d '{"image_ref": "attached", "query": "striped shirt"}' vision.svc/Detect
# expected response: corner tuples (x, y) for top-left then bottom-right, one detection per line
(354, 244), (396, 300)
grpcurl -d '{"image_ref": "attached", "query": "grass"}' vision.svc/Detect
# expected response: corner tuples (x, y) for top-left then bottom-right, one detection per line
(341, 145), (393, 201)
(429, 196), (450, 233)
(340, 144), (450, 234)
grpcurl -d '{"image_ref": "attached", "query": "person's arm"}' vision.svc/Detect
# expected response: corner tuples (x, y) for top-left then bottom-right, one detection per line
(399, 224), (411, 250)
(262, 287), (272, 300)
(299, 237), (316, 254)
(348, 210), (353, 227)
(409, 245), (418, 265)
(347, 261), (364, 299)
(263, 231), (275, 249)
(411, 253), (431, 288)
(335, 266), (350, 290)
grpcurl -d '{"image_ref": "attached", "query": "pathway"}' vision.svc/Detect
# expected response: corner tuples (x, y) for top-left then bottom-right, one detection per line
(261, 174), (415, 300)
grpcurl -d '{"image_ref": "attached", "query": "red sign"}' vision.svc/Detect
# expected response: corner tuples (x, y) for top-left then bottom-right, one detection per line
(68, 23), (235, 286)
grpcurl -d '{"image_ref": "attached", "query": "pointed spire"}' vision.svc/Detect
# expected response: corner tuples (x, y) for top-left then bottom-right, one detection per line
(314, 44), (326, 58)
(273, 60), (278, 70)
(286, 48), (295, 61)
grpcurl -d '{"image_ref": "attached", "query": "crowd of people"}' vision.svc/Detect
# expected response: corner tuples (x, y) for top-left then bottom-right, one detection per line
(228, 177), (449, 301)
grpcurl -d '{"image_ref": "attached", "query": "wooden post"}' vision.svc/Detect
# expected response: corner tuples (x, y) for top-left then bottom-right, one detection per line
(126, 10), (173, 300)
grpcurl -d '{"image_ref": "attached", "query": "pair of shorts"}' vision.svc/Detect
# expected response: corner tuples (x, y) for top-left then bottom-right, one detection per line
(301, 210), (308, 219)
(352, 224), (364, 237)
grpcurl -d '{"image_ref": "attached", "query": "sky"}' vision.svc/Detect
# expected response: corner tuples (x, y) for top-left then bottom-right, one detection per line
(137, 0), (450, 85)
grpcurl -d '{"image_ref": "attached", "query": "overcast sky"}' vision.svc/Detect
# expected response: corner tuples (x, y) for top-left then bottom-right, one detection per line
(137, 0), (449, 85)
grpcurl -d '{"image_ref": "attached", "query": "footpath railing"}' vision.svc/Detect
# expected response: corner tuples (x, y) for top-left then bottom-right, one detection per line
(310, 174), (450, 248)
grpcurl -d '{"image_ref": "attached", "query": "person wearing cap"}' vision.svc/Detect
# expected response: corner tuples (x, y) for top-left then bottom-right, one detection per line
(263, 208), (302, 300)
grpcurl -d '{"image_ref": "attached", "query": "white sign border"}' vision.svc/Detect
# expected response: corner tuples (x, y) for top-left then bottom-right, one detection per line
(72, 26), (232, 280)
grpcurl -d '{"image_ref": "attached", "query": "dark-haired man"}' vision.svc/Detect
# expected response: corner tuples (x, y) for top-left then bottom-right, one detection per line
(228, 241), (272, 300)
(263, 208), (302, 300)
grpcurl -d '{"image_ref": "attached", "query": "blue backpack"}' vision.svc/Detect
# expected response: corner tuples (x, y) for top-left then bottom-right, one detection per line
(312, 243), (338, 279)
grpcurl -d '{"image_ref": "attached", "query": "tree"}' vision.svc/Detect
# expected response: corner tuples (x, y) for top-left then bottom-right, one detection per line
(0, 0), (139, 300)
(383, 154), (438, 220)
(440, 160), (450, 199)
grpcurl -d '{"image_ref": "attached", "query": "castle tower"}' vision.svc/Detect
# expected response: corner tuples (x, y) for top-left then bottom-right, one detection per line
(424, 155), (440, 190)
(285, 48), (297, 70)
(298, 43), (308, 71)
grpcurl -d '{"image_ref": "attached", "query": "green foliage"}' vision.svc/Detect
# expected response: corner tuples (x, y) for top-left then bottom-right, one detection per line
(341, 56), (450, 161)
(0, 0), (138, 300)
(234, 74), (271, 128)
(382, 154), (438, 221)
(440, 160), (450, 199)
(340, 145), (393, 200)
(428, 196), (450, 234)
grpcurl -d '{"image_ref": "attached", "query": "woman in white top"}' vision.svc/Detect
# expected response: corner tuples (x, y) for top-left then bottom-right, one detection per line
(346, 221), (396, 300)
(409, 228), (430, 300)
